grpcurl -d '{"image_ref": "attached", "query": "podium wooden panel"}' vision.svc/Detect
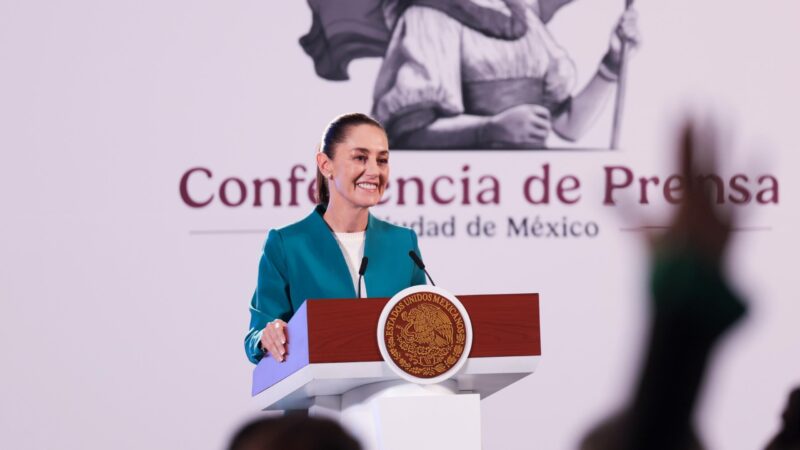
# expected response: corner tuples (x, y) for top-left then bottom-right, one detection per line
(252, 293), (541, 411)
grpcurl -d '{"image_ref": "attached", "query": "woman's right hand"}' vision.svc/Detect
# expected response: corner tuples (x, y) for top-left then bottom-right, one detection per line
(483, 104), (551, 148)
(260, 319), (287, 362)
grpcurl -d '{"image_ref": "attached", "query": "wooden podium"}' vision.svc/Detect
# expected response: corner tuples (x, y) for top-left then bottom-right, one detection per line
(252, 293), (541, 450)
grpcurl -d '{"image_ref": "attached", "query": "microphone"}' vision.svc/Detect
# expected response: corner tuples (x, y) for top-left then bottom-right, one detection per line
(408, 250), (436, 286)
(357, 256), (369, 298)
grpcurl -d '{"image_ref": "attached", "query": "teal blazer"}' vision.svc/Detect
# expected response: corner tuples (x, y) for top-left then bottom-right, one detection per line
(245, 206), (427, 363)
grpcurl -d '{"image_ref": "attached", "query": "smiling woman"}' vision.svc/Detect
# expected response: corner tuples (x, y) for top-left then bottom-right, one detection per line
(315, 115), (391, 224)
(245, 113), (429, 364)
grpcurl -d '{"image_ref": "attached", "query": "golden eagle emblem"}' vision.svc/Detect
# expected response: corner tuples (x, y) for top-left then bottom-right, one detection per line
(383, 291), (467, 378)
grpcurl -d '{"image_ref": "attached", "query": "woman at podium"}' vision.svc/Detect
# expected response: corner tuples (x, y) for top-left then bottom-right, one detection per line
(245, 113), (427, 364)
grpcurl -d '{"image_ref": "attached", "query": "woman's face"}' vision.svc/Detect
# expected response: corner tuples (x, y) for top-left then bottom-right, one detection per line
(322, 124), (389, 210)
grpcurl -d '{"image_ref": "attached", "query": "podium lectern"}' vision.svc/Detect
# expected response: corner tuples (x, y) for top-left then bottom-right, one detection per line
(252, 293), (540, 450)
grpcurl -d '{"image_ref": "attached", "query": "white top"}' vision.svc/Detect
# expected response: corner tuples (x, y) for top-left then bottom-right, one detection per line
(333, 231), (366, 297)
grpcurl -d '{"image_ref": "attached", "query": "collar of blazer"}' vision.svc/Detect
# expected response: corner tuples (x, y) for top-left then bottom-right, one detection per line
(308, 204), (378, 298)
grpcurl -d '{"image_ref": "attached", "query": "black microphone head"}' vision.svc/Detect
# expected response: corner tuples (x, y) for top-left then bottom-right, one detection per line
(358, 256), (369, 276)
(408, 250), (425, 269)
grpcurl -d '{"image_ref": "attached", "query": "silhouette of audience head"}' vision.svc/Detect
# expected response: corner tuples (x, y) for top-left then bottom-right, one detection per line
(766, 387), (800, 450)
(228, 415), (361, 450)
(579, 411), (704, 450)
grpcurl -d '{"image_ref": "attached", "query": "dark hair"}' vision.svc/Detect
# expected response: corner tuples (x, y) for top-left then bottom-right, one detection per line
(228, 415), (361, 450)
(316, 113), (386, 205)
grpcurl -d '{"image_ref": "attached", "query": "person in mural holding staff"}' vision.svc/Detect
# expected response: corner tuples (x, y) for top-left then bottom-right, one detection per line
(371, 0), (641, 149)
(245, 113), (427, 364)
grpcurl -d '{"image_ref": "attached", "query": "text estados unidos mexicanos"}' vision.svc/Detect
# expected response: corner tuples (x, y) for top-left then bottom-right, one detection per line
(178, 163), (779, 208)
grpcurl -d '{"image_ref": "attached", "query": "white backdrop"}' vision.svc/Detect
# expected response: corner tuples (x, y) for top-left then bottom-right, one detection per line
(1, 1), (798, 449)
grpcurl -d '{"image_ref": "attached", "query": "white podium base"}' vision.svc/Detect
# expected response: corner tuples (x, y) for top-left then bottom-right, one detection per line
(308, 380), (481, 450)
